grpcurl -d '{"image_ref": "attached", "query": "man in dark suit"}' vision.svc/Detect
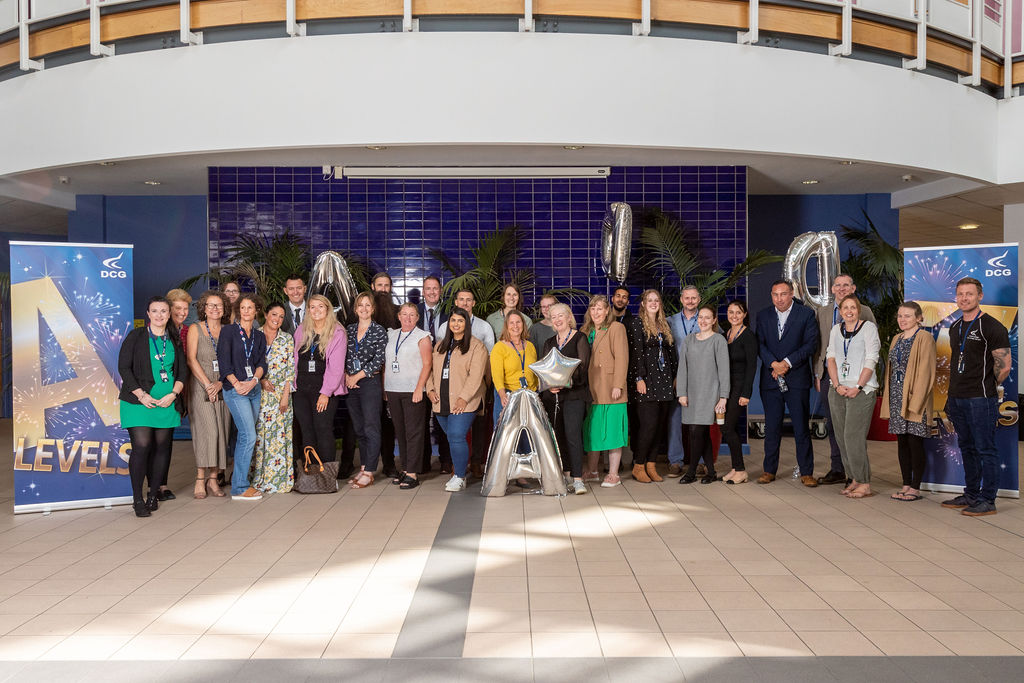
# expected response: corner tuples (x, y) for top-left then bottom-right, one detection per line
(281, 274), (308, 335)
(813, 274), (876, 485)
(416, 275), (451, 473)
(755, 278), (819, 487)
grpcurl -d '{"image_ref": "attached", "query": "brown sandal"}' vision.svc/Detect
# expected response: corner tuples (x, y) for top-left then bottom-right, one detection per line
(350, 469), (374, 489)
(206, 476), (226, 497)
(194, 477), (207, 499)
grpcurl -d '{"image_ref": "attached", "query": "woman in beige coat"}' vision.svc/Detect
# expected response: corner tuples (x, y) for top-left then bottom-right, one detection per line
(581, 295), (629, 488)
(880, 301), (936, 501)
(426, 307), (488, 492)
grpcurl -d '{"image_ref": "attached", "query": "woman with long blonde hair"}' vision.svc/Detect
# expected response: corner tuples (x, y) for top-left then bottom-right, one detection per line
(626, 289), (677, 483)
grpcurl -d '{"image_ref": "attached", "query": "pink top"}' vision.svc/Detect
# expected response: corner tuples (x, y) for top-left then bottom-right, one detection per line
(293, 327), (349, 396)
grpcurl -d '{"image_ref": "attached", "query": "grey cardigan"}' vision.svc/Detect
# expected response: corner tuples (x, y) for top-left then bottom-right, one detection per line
(676, 333), (730, 425)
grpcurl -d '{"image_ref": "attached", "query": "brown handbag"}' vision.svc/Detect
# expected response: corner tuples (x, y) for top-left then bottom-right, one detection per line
(294, 446), (340, 494)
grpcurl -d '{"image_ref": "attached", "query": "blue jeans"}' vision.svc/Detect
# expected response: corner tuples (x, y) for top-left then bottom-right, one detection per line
(668, 403), (685, 464)
(946, 397), (1000, 504)
(436, 412), (475, 478)
(223, 385), (262, 495)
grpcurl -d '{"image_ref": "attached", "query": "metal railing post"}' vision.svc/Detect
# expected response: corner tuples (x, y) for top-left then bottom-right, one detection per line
(402, 0), (417, 31)
(286, 0), (305, 36)
(903, 0), (927, 69)
(829, 0), (852, 56)
(1003, 0), (1014, 97)
(737, 0), (758, 44)
(632, 0), (650, 37)
(90, 0), (115, 57)
(958, 0), (982, 85)
(180, 0), (203, 44)
(520, 0), (534, 32)
(18, 0), (43, 71)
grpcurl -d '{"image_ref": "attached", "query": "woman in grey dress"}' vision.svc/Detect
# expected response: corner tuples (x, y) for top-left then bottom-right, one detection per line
(676, 306), (730, 484)
(185, 290), (232, 498)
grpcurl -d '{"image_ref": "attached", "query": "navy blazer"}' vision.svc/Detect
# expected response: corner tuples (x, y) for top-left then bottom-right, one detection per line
(417, 302), (447, 340)
(754, 302), (819, 391)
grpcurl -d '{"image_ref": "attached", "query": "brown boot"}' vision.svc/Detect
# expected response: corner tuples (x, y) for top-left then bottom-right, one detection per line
(645, 462), (663, 482)
(632, 464), (651, 483)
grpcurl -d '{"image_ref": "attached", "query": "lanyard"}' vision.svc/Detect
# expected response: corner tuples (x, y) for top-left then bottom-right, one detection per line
(728, 325), (745, 343)
(841, 321), (863, 360)
(893, 328), (919, 371)
(682, 315), (696, 336)
(395, 329), (414, 356)
(203, 321), (217, 349)
(149, 327), (169, 369)
(956, 313), (980, 373)
(557, 330), (573, 351)
(310, 335), (320, 358)
(657, 332), (665, 370)
(833, 307), (839, 327)
(444, 347), (454, 369)
(238, 324), (254, 363)
(510, 340), (526, 375)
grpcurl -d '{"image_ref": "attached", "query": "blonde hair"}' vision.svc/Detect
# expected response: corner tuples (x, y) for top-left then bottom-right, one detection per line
(499, 310), (530, 343)
(581, 295), (611, 335)
(398, 302), (420, 319)
(298, 294), (339, 358)
(166, 288), (192, 305)
(548, 303), (576, 330)
(639, 289), (673, 344)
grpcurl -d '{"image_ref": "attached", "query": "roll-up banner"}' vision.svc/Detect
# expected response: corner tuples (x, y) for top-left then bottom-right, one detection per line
(904, 243), (1019, 498)
(10, 242), (135, 513)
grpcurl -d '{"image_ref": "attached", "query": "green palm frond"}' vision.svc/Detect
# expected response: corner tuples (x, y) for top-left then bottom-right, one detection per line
(840, 213), (903, 284)
(637, 210), (702, 282)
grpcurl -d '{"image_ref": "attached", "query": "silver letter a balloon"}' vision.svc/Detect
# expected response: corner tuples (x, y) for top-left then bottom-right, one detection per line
(601, 202), (632, 283)
(309, 251), (358, 323)
(782, 231), (839, 312)
(480, 389), (568, 497)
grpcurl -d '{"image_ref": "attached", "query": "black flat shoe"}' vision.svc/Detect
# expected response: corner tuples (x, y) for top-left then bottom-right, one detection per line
(157, 489), (176, 501)
(133, 502), (151, 518)
(145, 495), (159, 512)
(399, 475), (420, 490)
(679, 473), (697, 484)
(700, 473), (719, 484)
(816, 470), (847, 486)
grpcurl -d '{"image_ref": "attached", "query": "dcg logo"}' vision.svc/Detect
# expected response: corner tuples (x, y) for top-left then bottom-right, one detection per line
(100, 252), (127, 278)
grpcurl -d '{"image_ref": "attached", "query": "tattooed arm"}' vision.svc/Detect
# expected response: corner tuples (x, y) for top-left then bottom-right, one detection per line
(992, 347), (1012, 384)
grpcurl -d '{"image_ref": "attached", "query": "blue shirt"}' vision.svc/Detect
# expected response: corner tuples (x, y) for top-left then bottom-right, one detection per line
(667, 310), (699, 359)
(217, 323), (268, 385)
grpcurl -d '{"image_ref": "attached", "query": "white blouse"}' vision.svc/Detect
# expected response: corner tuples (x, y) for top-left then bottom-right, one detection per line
(825, 320), (881, 392)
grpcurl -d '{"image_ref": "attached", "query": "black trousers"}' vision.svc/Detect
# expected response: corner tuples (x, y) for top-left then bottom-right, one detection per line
(543, 395), (587, 478)
(723, 392), (746, 471)
(634, 400), (674, 464)
(687, 424), (717, 476)
(897, 433), (927, 489)
(388, 392), (428, 475)
(293, 388), (340, 462)
(380, 403), (397, 474)
(126, 426), (174, 503)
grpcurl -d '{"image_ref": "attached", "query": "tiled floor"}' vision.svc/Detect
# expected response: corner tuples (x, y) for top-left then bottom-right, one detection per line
(1, 419), (1022, 681)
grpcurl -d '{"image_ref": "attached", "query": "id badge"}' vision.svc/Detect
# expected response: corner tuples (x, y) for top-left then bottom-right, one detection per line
(160, 369), (169, 383)
(211, 359), (219, 373)
(391, 361), (400, 373)
(353, 358), (362, 372)
(308, 360), (317, 373)
(245, 365), (253, 379)
(840, 360), (850, 379)
(519, 377), (528, 389)
(441, 368), (450, 380)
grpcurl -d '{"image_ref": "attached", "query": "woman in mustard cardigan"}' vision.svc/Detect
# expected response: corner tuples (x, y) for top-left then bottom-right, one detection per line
(880, 301), (936, 502)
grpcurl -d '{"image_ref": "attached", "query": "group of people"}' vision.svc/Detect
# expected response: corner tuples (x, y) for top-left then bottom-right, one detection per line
(117, 269), (1010, 518)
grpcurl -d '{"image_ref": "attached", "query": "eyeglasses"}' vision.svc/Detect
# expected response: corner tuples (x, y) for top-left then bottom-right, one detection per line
(206, 303), (224, 309)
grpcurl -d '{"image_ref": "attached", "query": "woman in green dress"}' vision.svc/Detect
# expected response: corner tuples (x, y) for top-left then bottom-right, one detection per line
(581, 295), (629, 488)
(118, 296), (188, 517)
(253, 303), (295, 493)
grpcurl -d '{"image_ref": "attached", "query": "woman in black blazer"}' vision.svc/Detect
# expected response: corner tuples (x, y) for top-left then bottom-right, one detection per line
(118, 296), (188, 517)
(721, 300), (758, 484)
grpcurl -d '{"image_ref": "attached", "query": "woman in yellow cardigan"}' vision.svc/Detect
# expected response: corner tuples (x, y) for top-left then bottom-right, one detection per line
(490, 310), (539, 426)
(880, 301), (937, 502)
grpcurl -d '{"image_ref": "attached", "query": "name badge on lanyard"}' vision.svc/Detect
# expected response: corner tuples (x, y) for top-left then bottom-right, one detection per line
(205, 322), (219, 374)
(308, 359), (317, 373)
(309, 340), (318, 373)
(160, 369), (169, 383)
(245, 365), (253, 379)
(442, 349), (452, 380)
(212, 359), (220, 373)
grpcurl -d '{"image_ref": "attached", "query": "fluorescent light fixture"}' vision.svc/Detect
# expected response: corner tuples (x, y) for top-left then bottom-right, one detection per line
(801, 179), (819, 185)
(959, 223), (979, 230)
(143, 180), (161, 186)
(337, 166), (610, 179)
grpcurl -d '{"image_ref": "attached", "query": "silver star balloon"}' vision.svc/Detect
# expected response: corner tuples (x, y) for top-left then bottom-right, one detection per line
(529, 347), (581, 392)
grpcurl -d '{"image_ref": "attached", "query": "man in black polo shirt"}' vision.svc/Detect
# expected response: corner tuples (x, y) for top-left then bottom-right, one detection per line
(941, 277), (1011, 517)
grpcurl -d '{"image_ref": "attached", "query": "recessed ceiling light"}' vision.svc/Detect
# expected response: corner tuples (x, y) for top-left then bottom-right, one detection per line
(98, 161), (116, 167)
(959, 223), (979, 230)
(802, 179), (819, 185)
(143, 180), (161, 186)
(838, 160), (856, 165)
(365, 145), (388, 151)
(563, 145), (585, 151)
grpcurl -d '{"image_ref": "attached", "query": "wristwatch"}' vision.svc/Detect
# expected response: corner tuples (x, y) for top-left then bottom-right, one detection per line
(856, 385), (864, 392)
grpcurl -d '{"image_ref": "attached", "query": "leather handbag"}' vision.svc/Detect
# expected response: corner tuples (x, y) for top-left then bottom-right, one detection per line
(294, 446), (339, 494)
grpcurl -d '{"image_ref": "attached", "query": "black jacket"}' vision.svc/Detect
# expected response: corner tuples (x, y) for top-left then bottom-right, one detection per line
(118, 326), (188, 416)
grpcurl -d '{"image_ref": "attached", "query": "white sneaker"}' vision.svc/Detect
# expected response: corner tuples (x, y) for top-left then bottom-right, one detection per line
(232, 487), (263, 501)
(572, 480), (587, 495)
(444, 475), (466, 492)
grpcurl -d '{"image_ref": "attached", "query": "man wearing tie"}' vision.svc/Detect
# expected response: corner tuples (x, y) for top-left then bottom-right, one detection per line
(281, 275), (308, 335)
(416, 276), (451, 473)
(755, 279), (819, 487)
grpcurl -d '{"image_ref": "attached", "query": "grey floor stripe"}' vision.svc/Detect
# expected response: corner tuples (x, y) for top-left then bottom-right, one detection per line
(391, 489), (487, 658)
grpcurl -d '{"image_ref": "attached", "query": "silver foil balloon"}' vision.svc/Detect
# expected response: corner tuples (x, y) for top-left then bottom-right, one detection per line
(782, 231), (839, 312)
(480, 389), (568, 497)
(309, 251), (358, 322)
(601, 202), (632, 283)
(529, 347), (582, 392)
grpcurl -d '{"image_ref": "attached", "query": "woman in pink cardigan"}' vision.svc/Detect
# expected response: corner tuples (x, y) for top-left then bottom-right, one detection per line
(292, 294), (348, 463)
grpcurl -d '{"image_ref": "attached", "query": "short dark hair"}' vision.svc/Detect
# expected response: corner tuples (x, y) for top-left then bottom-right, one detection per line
(956, 277), (983, 294)
(454, 288), (475, 301)
(899, 301), (924, 319)
(265, 302), (286, 316)
(284, 274), (305, 285)
(146, 295), (170, 310)
(237, 292), (263, 315)
(837, 294), (862, 314)
(423, 275), (442, 288)
(770, 278), (794, 291)
(726, 299), (749, 325)
(613, 286), (630, 296)
(372, 272), (393, 285)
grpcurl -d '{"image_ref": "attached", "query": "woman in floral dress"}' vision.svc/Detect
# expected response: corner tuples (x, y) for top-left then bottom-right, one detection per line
(253, 302), (295, 492)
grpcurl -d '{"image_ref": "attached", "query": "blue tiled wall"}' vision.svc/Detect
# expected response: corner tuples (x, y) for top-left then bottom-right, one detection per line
(208, 166), (747, 304)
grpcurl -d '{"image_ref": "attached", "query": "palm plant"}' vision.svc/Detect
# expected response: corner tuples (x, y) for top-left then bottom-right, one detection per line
(638, 209), (781, 313)
(430, 225), (591, 317)
(838, 212), (904, 346)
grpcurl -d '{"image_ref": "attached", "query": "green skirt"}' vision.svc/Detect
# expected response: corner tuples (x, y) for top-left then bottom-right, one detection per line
(120, 400), (181, 429)
(583, 403), (628, 451)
